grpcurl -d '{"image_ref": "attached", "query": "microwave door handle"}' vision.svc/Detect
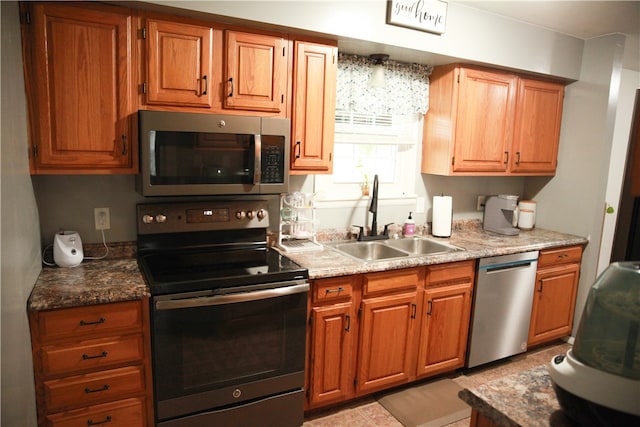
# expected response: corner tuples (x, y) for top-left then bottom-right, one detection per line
(254, 134), (261, 185)
(155, 283), (310, 310)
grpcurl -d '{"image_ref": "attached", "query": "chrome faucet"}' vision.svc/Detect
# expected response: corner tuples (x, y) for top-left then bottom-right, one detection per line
(354, 174), (392, 241)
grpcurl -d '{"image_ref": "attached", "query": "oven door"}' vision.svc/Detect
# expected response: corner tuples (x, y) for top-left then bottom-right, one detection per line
(151, 280), (309, 422)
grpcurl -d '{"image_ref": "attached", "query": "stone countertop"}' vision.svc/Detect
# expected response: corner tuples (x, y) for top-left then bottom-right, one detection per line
(282, 227), (588, 279)
(28, 258), (149, 311)
(458, 365), (577, 427)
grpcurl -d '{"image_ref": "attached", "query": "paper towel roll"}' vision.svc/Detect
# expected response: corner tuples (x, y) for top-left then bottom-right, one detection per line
(432, 196), (452, 237)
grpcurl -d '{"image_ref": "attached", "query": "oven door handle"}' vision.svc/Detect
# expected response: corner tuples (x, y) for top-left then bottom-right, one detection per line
(155, 282), (310, 310)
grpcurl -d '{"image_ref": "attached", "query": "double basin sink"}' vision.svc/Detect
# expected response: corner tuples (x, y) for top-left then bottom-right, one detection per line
(327, 236), (464, 262)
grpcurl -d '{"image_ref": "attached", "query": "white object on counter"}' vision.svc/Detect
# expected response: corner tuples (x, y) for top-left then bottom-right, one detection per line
(432, 195), (452, 237)
(517, 200), (536, 230)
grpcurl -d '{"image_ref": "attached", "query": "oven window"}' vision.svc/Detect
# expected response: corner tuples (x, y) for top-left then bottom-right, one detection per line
(152, 290), (306, 400)
(149, 130), (255, 185)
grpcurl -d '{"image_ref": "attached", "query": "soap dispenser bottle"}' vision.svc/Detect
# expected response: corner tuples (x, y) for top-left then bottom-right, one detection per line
(403, 212), (415, 237)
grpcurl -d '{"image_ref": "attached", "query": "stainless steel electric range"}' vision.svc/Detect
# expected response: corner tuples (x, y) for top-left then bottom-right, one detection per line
(136, 200), (309, 427)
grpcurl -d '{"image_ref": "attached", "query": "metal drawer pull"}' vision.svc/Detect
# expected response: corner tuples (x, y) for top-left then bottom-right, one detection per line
(411, 303), (417, 319)
(345, 314), (351, 332)
(426, 300), (433, 316)
(558, 254), (569, 259)
(79, 317), (105, 326)
(202, 75), (208, 95)
(325, 287), (344, 295)
(82, 351), (108, 360)
(87, 415), (112, 426)
(84, 384), (110, 394)
(228, 77), (234, 97)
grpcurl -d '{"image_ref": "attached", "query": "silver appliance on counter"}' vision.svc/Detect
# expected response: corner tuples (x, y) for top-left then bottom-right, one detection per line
(466, 251), (539, 368)
(137, 200), (308, 427)
(483, 195), (520, 235)
(549, 262), (640, 426)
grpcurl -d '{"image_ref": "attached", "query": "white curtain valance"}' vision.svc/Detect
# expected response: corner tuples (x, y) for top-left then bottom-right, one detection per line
(336, 53), (433, 116)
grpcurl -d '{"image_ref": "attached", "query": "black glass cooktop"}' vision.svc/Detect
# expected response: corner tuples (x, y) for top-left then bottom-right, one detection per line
(138, 246), (308, 296)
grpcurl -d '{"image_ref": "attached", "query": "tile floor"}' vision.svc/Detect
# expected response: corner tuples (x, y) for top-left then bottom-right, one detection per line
(303, 341), (571, 427)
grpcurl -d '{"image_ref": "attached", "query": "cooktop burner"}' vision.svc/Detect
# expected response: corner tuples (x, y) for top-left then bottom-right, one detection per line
(136, 200), (308, 296)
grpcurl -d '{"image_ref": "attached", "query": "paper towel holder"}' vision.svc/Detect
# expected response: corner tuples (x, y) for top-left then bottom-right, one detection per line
(432, 194), (453, 238)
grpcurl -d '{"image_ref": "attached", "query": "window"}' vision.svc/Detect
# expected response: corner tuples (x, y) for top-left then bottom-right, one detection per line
(314, 110), (421, 202)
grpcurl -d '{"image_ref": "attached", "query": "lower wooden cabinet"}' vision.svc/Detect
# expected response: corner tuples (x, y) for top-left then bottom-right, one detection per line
(306, 262), (475, 410)
(528, 245), (583, 346)
(29, 300), (154, 427)
(306, 276), (358, 409)
(417, 261), (474, 377)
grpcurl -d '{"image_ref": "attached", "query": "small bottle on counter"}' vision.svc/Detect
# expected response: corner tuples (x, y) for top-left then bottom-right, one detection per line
(403, 212), (415, 237)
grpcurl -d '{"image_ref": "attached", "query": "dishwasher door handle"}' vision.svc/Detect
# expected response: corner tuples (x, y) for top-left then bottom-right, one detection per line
(482, 261), (534, 274)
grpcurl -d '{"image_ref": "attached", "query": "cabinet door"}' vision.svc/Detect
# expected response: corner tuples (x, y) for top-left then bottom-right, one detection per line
(145, 19), (213, 107)
(290, 41), (337, 174)
(511, 78), (564, 174)
(224, 31), (287, 113)
(528, 263), (580, 346)
(357, 292), (418, 394)
(25, 2), (136, 173)
(453, 67), (515, 173)
(308, 302), (355, 407)
(417, 283), (472, 377)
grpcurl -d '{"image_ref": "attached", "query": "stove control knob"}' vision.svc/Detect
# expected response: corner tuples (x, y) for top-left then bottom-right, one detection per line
(142, 214), (154, 224)
(155, 214), (167, 223)
(235, 211), (246, 220)
(256, 209), (266, 220)
(246, 210), (256, 220)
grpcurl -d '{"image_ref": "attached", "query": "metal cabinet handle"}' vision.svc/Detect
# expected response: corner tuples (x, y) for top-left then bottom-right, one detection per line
(202, 75), (208, 95)
(345, 314), (351, 332)
(295, 141), (301, 159)
(82, 351), (108, 360)
(426, 300), (433, 316)
(515, 151), (521, 165)
(411, 303), (417, 319)
(537, 280), (543, 292)
(228, 77), (234, 97)
(325, 287), (344, 295)
(87, 416), (112, 426)
(504, 151), (509, 165)
(121, 135), (127, 155)
(84, 384), (110, 394)
(79, 317), (105, 326)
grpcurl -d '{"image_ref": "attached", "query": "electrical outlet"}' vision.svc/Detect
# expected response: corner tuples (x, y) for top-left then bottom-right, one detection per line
(476, 195), (486, 211)
(94, 207), (111, 230)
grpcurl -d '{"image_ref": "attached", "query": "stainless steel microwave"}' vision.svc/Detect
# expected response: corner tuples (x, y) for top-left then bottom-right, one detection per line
(137, 110), (290, 196)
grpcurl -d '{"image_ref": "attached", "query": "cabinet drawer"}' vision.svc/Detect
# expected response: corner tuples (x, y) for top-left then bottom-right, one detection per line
(44, 365), (145, 411)
(37, 301), (143, 343)
(538, 246), (583, 268)
(363, 268), (421, 297)
(41, 335), (144, 377)
(313, 277), (354, 303)
(425, 260), (475, 287)
(45, 397), (145, 427)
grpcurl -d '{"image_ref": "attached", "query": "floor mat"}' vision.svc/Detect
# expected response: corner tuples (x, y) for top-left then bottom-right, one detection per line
(377, 378), (471, 427)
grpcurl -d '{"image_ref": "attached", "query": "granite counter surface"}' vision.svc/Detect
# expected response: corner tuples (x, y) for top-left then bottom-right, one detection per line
(459, 365), (577, 427)
(283, 227), (588, 279)
(28, 258), (148, 311)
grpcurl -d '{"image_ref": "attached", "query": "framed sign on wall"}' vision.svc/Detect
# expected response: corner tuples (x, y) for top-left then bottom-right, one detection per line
(386, 0), (448, 35)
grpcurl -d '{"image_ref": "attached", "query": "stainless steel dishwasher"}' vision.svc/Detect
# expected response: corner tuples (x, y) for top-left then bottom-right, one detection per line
(466, 251), (539, 368)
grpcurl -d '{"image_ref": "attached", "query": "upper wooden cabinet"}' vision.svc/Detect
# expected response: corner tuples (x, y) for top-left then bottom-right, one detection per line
(290, 41), (337, 174)
(422, 64), (565, 176)
(21, 2), (137, 174)
(143, 18), (213, 108)
(224, 31), (288, 113)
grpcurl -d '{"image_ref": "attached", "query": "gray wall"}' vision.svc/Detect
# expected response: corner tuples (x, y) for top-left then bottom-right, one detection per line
(1, 2), (39, 425)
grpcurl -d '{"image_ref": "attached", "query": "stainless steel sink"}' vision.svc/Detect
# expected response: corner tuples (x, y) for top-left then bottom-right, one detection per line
(328, 237), (463, 262)
(385, 237), (462, 255)
(331, 241), (409, 261)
